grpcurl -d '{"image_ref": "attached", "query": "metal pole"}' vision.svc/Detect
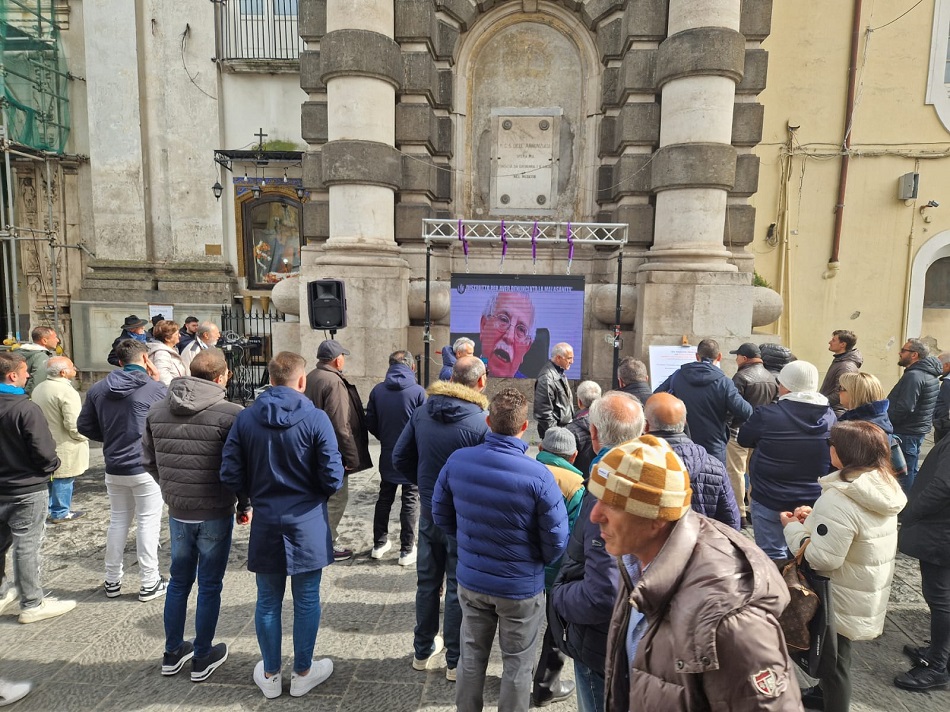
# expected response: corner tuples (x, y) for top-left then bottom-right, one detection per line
(1, 236), (11, 340)
(424, 244), (432, 387)
(46, 158), (59, 337)
(1, 116), (21, 341)
(612, 250), (624, 390)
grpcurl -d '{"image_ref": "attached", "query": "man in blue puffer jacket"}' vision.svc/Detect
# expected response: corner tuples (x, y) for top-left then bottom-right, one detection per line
(433, 388), (568, 712)
(653, 338), (752, 465)
(392, 356), (489, 681)
(645, 393), (740, 530)
(365, 350), (426, 564)
(738, 360), (835, 560)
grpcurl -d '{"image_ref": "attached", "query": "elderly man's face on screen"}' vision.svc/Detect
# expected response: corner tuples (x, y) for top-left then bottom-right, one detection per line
(479, 292), (534, 377)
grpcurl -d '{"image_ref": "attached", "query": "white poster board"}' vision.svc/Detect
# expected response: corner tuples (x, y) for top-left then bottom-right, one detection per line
(648, 345), (697, 391)
(148, 304), (174, 323)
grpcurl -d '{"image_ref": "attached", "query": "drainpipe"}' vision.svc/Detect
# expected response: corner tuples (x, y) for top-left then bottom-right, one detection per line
(827, 0), (863, 276)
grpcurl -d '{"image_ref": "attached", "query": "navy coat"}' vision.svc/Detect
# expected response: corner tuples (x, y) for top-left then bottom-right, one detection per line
(654, 360), (752, 465)
(392, 380), (489, 520)
(652, 429), (740, 529)
(837, 399), (894, 434)
(438, 346), (456, 381)
(738, 398), (835, 512)
(432, 432), (569, 600)
(365, 363), (426, 485)
(220, 386), (344, 575)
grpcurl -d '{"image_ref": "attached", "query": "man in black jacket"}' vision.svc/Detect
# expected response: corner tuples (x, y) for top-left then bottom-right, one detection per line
(534, 343), (575, 438)
(934, 352), (950, 444)
(895, 433), (950, 691)
(0, 351), (75, 623)
(617, 357), (652, 405)
(566, 380), (602, 478)
(726, 342), (778, 524)
(819, 329), (863, 416)
(887, 339), (942, 492)
(143, 349), (247, 682)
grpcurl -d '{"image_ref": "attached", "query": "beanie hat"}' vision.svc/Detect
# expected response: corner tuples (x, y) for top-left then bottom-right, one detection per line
(588, 435), (692, 521)
(541, 427), (577, 458)
(777, 360), (819, 393)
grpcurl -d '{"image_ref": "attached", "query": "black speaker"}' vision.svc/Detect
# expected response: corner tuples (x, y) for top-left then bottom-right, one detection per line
(307, 279), (347, 330)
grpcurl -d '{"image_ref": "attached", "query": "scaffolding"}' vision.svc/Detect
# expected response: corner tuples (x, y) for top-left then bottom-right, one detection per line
(1, 1), (72, 341)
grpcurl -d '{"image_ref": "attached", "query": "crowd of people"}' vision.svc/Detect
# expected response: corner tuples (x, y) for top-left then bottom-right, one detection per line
(0, 322), (949, 710)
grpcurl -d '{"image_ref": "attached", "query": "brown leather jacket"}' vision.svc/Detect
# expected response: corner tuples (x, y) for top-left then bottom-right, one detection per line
(304, 363), (373, 473)
(605, 510), (804, 712)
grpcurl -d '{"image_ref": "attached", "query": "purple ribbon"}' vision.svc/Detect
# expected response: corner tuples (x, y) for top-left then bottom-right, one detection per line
(567, 222), (574, 261)
(531, 221), (538, 263)
(501, 220), (508, 257)
(458, 218), (468, 256)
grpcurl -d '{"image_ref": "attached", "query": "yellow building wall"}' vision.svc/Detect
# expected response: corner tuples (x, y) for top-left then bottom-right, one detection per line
(753, 1), (950, 390)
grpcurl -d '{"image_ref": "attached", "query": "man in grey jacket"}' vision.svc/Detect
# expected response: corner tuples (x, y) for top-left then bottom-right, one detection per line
(143, 349), (248, 682)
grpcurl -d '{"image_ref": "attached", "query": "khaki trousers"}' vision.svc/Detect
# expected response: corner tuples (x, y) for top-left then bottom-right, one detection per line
(725, 438), (750, 517)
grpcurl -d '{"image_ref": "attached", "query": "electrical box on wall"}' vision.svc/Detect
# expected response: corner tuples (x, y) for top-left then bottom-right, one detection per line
(898, 172), (919, 200)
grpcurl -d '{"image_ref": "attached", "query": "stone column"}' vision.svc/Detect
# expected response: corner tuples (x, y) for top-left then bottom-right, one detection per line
(298, 0), (409, 394)
(634, 0), (753, 355)
(644, 0), (745, 272)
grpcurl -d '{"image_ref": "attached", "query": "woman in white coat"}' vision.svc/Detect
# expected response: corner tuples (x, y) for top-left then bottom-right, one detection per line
(781, 420), (906, 711)
(147, 320), (189, 386)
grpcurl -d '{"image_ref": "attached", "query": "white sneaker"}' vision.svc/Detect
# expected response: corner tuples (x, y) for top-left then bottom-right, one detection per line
(371, 540), (392, 559)
(412, 634), (445, 671)
(446, 667), (457, 682)
(18, 597), (76, 624)
(253, 661), (282, 699)
(0, 588), (17, 615)
(290, 658), (333, 697)
(398, 548), (417, 567)
(0, 678), (33, 707)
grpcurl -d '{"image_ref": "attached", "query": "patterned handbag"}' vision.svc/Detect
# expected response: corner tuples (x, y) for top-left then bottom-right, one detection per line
(778, 542), (820, 651)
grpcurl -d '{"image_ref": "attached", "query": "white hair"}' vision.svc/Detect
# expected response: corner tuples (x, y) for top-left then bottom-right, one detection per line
(588, 391), (645, 449)
(576, 380), (602, 408)
(939, 351), (950, 366)
(551, 342), (573, 359)
(453, 337), (475, 356)
(481, 292), (536, 337)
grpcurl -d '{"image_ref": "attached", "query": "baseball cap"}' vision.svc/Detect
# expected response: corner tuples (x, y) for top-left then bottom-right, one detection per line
(729, 342), (761, 358)
(317, 340), (350, 360)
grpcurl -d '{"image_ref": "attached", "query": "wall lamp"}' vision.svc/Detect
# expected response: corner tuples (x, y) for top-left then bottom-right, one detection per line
(211, 181), (223, 201)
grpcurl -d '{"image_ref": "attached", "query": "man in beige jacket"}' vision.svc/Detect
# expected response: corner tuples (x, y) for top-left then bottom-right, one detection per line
(31, 356), (89, 523)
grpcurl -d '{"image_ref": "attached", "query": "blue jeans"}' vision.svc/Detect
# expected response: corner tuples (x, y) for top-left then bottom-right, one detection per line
(48, 478), (75, 520)
(894, 433), (923, 493)
(0, 490), (48, 609)
(574, 660), (605, 712)
(164, 517), (233, 658)
(414, 516), (461, 667)
(255, 569), (323, 675)
(751, 499), (791, 560)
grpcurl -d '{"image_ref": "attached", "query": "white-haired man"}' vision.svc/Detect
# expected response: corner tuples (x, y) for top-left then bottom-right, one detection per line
(440, 337), (475, 381)
(566, 380), (601, 477)
(479, 291), (536, 378)
(534, 342), (575, 438)
(181, 322), (221, 370)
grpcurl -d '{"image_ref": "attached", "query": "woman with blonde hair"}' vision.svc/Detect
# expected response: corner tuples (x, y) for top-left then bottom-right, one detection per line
(837, 371), (907, 479)
(781, 420), (907, 711)
(147, 320), (189, 386)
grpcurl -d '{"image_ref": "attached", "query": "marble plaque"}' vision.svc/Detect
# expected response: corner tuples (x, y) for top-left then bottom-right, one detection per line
(490, 109), (561, 215)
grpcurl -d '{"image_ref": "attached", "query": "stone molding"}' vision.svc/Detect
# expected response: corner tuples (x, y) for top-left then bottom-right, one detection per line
(320, 30), (403, 89)
(322, 140), (402, 189)
(651, 143), (738, 193)
(655, 27), (745, 88)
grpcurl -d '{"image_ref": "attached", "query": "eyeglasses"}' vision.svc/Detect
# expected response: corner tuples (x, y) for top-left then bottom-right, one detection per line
(837, 385), (847, 393)
(487, 313), (532, 343)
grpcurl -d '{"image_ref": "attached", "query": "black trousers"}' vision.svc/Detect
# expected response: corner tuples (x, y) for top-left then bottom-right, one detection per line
(921, 559), (950, 671)
(532, 625), (566, 698)
(372, 481), (419, 552)
(821, 634), (852, 712)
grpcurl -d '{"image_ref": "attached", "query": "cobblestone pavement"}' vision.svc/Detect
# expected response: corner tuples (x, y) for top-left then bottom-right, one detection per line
(1, 440), (948, 711)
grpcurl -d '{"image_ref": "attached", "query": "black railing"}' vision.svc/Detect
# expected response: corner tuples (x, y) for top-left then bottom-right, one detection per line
(220, 303), (286, 405)
(215, 0), (303, 61)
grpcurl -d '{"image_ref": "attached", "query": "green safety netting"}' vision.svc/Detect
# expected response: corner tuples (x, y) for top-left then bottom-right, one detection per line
(0, 0), (70, 153)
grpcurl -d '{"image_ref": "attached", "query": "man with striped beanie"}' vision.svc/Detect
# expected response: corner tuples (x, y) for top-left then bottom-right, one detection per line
(591, 435), (802, 712)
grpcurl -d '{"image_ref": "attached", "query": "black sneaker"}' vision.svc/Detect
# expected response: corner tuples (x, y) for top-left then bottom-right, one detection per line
(191, 642), (229, 682)
(894, 664), (950, 691)
(139, 577), (168, 602)
(162, 641), (195, 676)
(800, 685), (824, 710)
(333, 548), (353, 562)
(103, 580), (121, 598)
(903, 644), (930, 667)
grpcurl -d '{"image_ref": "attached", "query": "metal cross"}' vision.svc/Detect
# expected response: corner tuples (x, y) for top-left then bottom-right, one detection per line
(255, 127), (268, 150)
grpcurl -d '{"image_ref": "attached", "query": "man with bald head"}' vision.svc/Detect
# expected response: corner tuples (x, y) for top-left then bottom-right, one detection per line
(644, 393), (739, 529)
(32, 357), (89, 523)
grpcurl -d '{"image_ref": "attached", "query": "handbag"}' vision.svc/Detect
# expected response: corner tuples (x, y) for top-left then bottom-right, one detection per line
(779, 542), (838, 678)
(889, 435), (908, 478)
(778, 543), (820, 651)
